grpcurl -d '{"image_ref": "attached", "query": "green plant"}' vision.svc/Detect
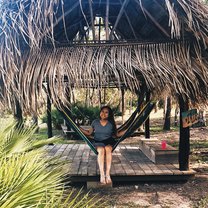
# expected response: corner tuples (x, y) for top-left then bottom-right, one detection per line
(70, 102), (122, 125)
(71, 102), (100, 125)
(0, 119), (101, 207)
(195, 196), (208, 208)
(42, 108), (63, 130)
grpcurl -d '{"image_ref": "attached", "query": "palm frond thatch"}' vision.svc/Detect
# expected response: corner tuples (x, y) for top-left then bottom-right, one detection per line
(0, 0), (208, 113)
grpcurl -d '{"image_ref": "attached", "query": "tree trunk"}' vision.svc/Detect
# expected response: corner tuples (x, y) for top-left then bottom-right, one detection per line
(85, 88), (90, 107)
(163, 97), (171, 130)
(174, 106), (179, 126)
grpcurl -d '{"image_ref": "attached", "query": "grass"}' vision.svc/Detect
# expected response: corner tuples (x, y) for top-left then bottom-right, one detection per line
(195, 196), (208, 208)
(150, 125), (179, 134)
(34, 125), (85, 144)
(168, 139), (208, 163)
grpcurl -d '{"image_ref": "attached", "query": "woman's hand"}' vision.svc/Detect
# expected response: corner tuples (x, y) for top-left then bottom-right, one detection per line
(79, 126), (94, 136)
(116, 129), (127, 138)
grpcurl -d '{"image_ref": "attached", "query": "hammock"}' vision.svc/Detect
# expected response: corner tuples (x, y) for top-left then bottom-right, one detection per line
(117, 104), (140, 133)
(60, 110), (98, 155)
(118, 91), (146, 133)
(59, 101), (155, 155)
(112, 101), (155, 151)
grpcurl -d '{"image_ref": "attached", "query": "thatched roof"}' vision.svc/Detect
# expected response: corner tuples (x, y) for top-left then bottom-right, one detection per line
(1, 0), (208, 113)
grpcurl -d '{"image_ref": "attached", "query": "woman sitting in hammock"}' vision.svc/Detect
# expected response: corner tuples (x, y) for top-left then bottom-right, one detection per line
(80, 106), (125, 185)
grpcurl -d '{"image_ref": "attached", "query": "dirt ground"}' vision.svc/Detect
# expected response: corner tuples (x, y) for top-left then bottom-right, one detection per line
(87, 127), (208, 208)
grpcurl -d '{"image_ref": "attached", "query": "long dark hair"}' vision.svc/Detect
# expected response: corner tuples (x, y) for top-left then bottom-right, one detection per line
(100, 106), (117, 135)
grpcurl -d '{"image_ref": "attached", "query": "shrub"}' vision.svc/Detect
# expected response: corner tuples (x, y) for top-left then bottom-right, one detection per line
(70, 103), (100, 125)
(42, 108), (63, 129)
(0, 119), (101, 207)
(71, 102), (122, 125)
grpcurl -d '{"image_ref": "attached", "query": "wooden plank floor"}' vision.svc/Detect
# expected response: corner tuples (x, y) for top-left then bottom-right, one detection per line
(45, 144), (196, 183)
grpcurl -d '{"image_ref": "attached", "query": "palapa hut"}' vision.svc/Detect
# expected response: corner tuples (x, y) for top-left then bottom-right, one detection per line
(0, 0), (208, 172)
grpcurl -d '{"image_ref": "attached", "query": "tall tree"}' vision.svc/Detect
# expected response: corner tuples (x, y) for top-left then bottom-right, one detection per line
(163, 97), (171, 130)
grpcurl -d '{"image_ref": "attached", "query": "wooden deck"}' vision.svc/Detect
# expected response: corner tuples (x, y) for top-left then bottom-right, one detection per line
(45, 144), (195, 183)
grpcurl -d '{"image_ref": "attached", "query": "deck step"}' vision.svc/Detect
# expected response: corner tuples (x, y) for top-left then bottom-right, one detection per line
(87, 181), (113, 189)
(139, 139), (178, 164)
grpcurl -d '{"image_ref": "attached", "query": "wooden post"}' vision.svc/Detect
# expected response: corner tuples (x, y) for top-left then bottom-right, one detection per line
(88, 0), (96, 41)
(103, 88), (106, 105)
(105, 0), (109, 40)
(179, 95), (190, 170)
(98, 17), (101, 42)
(98, 88), (102, 107)
(47, 83), (53, 138)
(14, 98), (23, 128)
(137, 89), (145, 111)
(121, 88), (125, 124)
(145, 91), (150, 138)
(136, 87), (146, 131)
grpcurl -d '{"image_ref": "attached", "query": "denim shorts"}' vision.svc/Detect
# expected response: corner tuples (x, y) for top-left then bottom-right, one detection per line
(93, 138), (116, 147)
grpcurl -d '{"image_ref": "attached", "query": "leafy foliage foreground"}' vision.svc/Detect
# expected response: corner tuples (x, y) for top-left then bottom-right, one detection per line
(0, 119), (101, 208)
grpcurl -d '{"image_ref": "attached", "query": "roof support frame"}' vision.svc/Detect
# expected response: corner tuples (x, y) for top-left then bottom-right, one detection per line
(109, 0), (130, 40)
(133, 0), (170, 38)
(105, 0), (110, 40)
(119, 0), (138, 40)
(42, 1), (80, 40)
(88, 0), (96, 41)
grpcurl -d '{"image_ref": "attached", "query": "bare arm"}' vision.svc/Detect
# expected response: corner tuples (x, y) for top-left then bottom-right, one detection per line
(116, 129), (127, 138)
(79, 126), (94, 137)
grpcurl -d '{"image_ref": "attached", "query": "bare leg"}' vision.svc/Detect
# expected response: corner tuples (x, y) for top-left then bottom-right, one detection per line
(105, 145), (113, 183)
(97, 147), (106, 184)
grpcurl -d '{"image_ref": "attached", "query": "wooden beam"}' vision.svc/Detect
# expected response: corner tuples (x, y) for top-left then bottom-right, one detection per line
(105, 0), (110, 40)
(121, 88), (125, 124)
(152, 0), (169, 15)
(109, 25), (120, 40)
(47, 83), (53, 138)
(14, 98), (23, 128)
(98, 89), (102, 107)
(141, 7), (169, 37)
(90, 1), (121, 5)
(109, 0), (130, 40)
(134, 0), (170, 38)
(119, 0), (138, 39)
(41, 1), (80, 39)
(98, 17), (101, 41)
(145, 91), (150, 138)
(88, 0), (96, 41)
(179, 95), (190, 171)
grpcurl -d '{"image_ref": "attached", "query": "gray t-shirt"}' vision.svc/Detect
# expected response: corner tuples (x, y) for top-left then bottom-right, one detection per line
(91, 119), (113, 141)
